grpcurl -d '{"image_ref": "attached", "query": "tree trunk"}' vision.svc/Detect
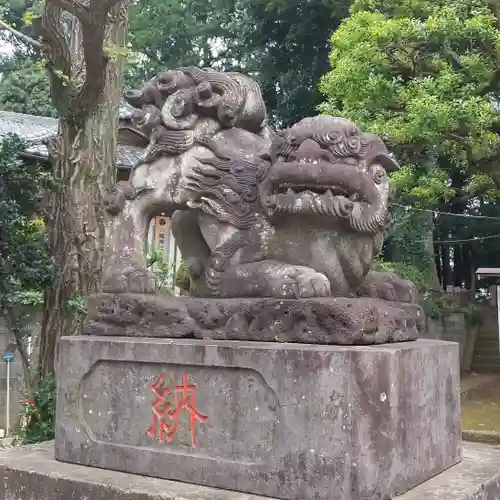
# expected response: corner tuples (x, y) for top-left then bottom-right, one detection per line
(423, 212), (441, 290)
(39, 3), (128, 378)
(434, 239), (442, 287)
(442, 242), (451, 289)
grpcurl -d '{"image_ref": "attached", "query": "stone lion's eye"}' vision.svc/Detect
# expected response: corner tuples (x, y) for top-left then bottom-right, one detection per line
(372, 165), (387, 184)
(171, 98), (186, 117)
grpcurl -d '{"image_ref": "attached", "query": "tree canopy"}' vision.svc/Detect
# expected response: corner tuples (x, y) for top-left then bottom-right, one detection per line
(0, 0), (350, 127)
(320, 0), (500, 290)
(0, 56), (55, 116)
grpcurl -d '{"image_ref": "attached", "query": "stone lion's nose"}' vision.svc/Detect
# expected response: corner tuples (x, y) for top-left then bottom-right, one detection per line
(296, 138), (327, 163)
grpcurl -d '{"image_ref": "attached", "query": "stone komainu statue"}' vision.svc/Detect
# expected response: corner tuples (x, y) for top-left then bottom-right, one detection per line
(103, 66), (417, 305)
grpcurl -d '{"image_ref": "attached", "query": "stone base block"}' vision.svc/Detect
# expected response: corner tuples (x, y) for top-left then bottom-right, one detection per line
(84, 293), (424, 344)
(0, 442), (498, 500)
(55, 337), (461, 500)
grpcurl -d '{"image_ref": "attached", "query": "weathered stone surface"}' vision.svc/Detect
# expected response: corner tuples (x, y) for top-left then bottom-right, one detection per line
(84, 293), (424, 344)
(1, 442), (497, 500)
(55, 337), (461, 500)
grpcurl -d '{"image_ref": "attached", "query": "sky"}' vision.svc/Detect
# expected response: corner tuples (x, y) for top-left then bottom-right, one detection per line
(0, 40), (14, 56)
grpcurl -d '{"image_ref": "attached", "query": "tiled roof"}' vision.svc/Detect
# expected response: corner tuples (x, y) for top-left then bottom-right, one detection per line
(119, 100), (135, 120)
(0, 110), (58, 143)
(23, 141), (144, 170)
(0, 103), (143, 169)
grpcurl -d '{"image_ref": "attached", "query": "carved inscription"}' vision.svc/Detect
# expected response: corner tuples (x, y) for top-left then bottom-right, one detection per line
(147, 372), (208, 448)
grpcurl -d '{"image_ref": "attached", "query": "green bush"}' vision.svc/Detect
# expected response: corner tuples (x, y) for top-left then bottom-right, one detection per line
(13, 374), (55, 444)
(374, 259), (429, 293)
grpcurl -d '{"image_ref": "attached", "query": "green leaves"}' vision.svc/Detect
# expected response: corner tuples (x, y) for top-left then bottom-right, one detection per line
(0, 57), (56, 117)
(320, 0), (500, 288)
(320, 1), (500, 197)
(128, 0), (350, 127)
(22, 9), (32, 25)
(13, 373), (55, 444)
(0, 135), (53, 323)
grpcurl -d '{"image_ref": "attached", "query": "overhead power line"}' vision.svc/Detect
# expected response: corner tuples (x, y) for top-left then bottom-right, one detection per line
(432, 234), (500, 244)
(392, 203), (500, 221)
(388, 203), (500, 244)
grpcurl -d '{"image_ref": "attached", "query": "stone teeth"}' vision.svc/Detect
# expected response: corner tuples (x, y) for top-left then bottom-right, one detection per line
(266, 195), (277, 206)
(325, 189), (335, 201)
(314, 196), (326, 215)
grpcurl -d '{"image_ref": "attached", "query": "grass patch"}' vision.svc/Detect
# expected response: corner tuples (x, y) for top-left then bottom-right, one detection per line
(461, 381), (500, 433)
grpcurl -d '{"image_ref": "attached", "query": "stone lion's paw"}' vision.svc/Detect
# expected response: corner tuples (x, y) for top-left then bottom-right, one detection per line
(358, 271), (418, 304)
(102, 263), (156, 295)
(272, 266), (331, 298)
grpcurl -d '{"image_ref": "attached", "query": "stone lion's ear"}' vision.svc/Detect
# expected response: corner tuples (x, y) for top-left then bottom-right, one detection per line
(373, 153), (399, 172)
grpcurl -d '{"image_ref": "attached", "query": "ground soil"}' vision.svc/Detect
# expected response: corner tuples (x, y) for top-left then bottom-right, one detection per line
(461, 379), (500, 432)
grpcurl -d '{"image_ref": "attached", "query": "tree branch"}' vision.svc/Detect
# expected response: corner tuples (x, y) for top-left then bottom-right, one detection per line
(50, 0), (91, 24)
(0, 17), (42, 49)
(71, 0), (124, 117)
(91, 0), (123, 13)
(41, 3), (72, 78)
(479, 67), (500, 96)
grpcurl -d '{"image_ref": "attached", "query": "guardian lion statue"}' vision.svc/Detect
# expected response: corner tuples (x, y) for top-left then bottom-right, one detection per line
(103, 67), (417, 305)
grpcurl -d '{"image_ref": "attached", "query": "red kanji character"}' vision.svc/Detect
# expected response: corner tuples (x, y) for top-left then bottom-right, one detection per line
(147, 372), (208, 449)
(147, 374), (173, 441)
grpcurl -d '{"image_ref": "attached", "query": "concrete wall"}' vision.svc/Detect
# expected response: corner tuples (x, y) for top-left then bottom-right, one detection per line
(422, 313), (478, 372)
(0, 320), (26, 433)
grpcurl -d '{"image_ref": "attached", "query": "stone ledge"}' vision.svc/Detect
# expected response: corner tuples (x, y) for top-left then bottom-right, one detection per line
(396, 442), (500, 500)
(462, 430), (500, 445)
(84, 293), (424, 345)
(0, 442), (269, 500)
(0, 442), (499, 500)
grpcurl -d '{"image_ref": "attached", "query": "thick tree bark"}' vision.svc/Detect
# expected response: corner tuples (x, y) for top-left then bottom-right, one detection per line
(434, 238), (442, 287)
(38, 1), (128, 378)
(420, 211), (441, 290)
(441, 241), (451, 289)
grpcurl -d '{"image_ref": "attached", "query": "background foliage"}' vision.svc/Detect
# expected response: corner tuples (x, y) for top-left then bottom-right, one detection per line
(320, 0), (500, 293)
(0, 0), (350, 127)
(0, 134), (53, 398)
(1, 0), (499, 294)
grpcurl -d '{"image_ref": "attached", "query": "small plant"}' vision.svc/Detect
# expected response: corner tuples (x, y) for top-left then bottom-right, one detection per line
(374, 259), (429, 293)
(420, 294), (444, 319)
(175, 260), (190, 292)
(12, 374), (55, 444)
(66, 295), (87, 316)
(147, 248), (176, 293)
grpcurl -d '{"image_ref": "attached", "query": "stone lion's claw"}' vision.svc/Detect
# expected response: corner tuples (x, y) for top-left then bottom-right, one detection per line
(270, 266), (331, 299)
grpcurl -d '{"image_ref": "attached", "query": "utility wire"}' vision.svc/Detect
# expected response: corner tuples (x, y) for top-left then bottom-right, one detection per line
(392, 203), (500, 221)
(432, 234), (500, 244)
(390, 203), (500, 244)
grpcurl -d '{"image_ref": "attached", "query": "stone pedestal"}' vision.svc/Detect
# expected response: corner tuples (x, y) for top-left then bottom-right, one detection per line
(55, 337), (461, 500)
(84, 293), (424, 344)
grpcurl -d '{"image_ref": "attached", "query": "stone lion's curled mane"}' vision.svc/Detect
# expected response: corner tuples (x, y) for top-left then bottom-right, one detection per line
(124, 66), (268, 165)
(185, 135), (271, 229)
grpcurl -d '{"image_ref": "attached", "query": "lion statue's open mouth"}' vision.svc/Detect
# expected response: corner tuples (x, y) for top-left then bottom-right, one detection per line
(260, 116), (399, 234)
